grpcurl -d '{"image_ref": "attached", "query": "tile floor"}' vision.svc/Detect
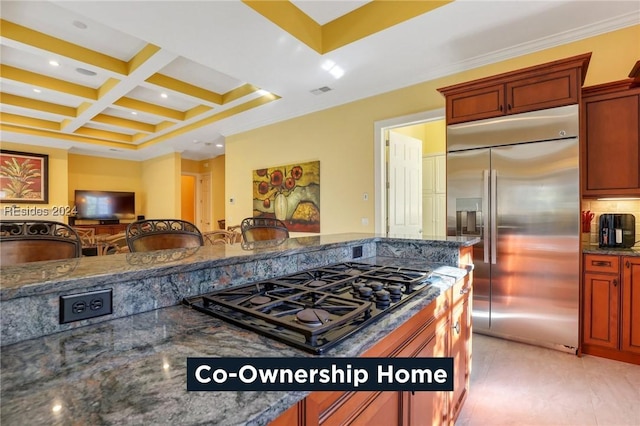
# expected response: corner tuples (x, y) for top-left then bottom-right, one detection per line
(456, 334), (640, 426)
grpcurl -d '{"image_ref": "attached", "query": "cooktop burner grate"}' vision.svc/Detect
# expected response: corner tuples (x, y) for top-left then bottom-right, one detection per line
(183, 262), (433, 354)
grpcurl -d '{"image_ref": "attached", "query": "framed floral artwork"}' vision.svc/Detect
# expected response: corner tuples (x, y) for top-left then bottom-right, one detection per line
(0, 150), (49, 203)
(252, 161), (320, 232)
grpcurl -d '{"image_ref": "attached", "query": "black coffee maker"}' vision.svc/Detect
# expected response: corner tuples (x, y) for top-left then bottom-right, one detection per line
(599, 213), (636, 248)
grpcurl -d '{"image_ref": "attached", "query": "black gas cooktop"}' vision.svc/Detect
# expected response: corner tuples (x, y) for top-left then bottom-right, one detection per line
(182, 262), (433, 354)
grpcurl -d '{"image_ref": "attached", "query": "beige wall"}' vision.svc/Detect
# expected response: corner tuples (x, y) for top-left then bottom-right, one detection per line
(393, 120), (446, 155)
(142, 153), (181, 219)
(206, 155), (227, 228)
(227, 26), (640, 234)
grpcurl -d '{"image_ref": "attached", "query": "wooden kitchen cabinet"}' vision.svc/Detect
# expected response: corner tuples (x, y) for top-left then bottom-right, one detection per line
(581, 81), (640, 197)
(582, 254), (640, 364)
(582, 254), (620, 350)
(621, 256), (640, 355)
(449, 274), (471, 420)
(271, 267), (474, 426)
(438, 53), (591, 125)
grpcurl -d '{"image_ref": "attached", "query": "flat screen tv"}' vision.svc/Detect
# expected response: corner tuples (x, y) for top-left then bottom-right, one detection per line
(74, 190), (135, 220)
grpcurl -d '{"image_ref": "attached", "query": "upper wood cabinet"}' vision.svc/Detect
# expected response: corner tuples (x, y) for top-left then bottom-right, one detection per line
(581, 80), (640, 197)
(437, 53), (591, 125)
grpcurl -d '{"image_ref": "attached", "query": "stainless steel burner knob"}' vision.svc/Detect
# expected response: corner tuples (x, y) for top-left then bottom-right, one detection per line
(375, 290), (390, 301)
(358, 286), (373, 298)
(388, 284), (402, 295)
(369, 281), (384, 291)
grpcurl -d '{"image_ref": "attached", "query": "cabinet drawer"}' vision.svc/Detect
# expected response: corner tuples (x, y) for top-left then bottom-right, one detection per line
(584, 254), (619, 274)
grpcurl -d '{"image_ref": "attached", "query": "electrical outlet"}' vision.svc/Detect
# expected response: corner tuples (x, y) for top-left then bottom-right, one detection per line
(60, 289), (113, 324)
(352, 245), (363, 258)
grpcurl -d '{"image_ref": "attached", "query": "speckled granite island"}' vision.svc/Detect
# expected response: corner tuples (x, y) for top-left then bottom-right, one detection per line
(0, 233), (479, 425)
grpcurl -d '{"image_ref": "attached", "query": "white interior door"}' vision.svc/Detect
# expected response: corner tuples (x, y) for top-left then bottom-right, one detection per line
(388, 131), (422, 236)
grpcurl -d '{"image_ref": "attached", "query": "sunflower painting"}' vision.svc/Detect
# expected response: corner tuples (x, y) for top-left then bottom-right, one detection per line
(0, 150), (48, 203)
(252, 161), (320, 232)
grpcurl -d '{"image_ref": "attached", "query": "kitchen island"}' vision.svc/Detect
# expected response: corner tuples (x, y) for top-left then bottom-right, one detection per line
(0, 234), (478, 425)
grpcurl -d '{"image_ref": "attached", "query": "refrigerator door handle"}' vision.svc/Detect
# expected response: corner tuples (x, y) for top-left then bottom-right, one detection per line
(483, 169), (490, 263)
(491, 169), (497, 264)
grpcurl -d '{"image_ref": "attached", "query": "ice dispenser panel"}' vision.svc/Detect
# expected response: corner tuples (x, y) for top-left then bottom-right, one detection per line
(456, 198), (482, 236)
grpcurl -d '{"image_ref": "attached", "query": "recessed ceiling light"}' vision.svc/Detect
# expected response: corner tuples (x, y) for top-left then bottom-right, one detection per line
(329, 66), (344, 79)
(76, 67), (97, 76)
(72, 20), (88, 29)
(257, 90), (270, 96)
(131, 111), (138, 115)
(321, 60), (335, 71)
(204, 142), (212, 146)
(193, 139), (201, 144)
(216, 144), (223, 148)
(49, 60), (60, 67)
(33, 88), (42, 93)
(160, 93), (168, 99)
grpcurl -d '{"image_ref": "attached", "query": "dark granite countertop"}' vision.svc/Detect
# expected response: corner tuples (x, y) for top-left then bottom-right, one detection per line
(582, 244), (640, 256)
(0, 257), (467, 426)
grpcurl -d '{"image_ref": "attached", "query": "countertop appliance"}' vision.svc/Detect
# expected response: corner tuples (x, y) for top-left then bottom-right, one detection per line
(446, 104), (580, 353)
(183, 262), (433, 354)
(599, 213), (636, 248)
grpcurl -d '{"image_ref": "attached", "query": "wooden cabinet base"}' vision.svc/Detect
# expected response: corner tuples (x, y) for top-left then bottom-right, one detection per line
(271, 277), (472, 426)
(581, 344), (640, 365)
(581, 254), (640, 365)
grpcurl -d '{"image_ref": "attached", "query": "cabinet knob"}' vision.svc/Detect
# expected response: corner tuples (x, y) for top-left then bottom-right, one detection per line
(453, 321), (461, 334)
(593, 260), (611, 267)
(499, 105), (503, 112)
(626, 260), (631, 268)
(613, 279), (618, 287)
(507, 104), (512, 110)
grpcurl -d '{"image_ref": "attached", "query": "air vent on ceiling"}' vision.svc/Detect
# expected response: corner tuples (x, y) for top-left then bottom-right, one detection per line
(76, 67), (97, 76)
(310, 86), (332, 95)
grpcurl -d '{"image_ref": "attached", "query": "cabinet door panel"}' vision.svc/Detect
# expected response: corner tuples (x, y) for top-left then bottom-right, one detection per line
(407, 316), (449, 426)
(622, 257), (640, 354)
(584, 92), (640, 195)
(320, 391), (401, 426)
(446, 84), (504, 124)
(583, 272), (619, 349)
(507, 69), (578, 114)
(450, 294), (470, 419)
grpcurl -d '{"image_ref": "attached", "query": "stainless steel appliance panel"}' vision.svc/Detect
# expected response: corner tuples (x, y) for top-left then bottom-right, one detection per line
(446, 105), (580, 352)
(490, 139), (579, 348)
(447, 148), (491, 331)
(447, 104), (579, 151)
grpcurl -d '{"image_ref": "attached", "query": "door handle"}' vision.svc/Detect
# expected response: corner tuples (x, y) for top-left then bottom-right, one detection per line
(483, 169), (490, 263)
(490, 169), (497, 265)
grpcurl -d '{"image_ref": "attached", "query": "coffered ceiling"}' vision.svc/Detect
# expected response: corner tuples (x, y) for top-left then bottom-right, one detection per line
(1, 1), (638, 161)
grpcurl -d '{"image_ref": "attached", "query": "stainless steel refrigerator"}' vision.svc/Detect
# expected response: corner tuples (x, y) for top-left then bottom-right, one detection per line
(446, 104), (580, 353)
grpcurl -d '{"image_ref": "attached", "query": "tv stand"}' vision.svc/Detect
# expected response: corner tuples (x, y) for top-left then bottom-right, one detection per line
(74, 224), (127, 236)
(99, 219), (120, 225)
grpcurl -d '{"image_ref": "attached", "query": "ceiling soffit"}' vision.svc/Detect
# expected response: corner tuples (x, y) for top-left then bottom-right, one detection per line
(244, 0), (452, 53)
(0, 16), (280, 154)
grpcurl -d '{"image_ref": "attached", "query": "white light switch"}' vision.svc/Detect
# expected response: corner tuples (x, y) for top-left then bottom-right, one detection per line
(363, 193), (369, 201)
(361, 217), (369, 226)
